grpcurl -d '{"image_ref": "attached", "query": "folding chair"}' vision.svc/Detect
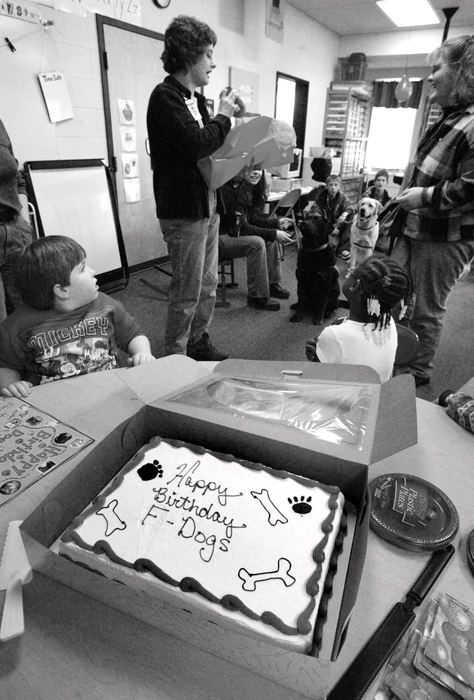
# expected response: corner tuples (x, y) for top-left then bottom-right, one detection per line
(394, 324), (419, 370)
(269, 188), (302, 259)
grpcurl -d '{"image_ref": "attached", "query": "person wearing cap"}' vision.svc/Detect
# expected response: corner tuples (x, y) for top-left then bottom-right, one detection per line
(146, 15), (237, 361)
(392, 35), (474, 386)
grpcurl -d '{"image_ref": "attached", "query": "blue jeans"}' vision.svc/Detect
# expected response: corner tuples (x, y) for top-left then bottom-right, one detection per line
(160, 199), (219, 355)
(0, 214), (34, 321)
(392, 235), (474, 378)
(218, 234), (282, 298)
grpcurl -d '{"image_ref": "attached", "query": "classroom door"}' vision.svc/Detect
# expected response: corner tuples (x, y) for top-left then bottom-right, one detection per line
(275, 72), (309, 174)
(98, 17), (166, 269)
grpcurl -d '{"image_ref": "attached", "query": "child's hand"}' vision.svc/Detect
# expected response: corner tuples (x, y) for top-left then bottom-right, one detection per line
(305, 338), (318, 362)
(1, 381), (33, 398)
(337, 213), (348, 226)
(328, 229), (339, 248)
(127, 353), (155, 367)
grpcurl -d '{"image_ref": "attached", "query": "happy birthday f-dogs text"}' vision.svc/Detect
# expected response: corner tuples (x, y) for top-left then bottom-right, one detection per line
(142, 460), (247, 563)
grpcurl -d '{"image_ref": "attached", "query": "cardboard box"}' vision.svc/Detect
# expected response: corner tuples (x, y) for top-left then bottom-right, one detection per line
(20, 359), (417, 698)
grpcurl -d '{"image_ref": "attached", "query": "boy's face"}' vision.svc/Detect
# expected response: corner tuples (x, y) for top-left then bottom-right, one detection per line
(65, 259), (98, 307)
(327, 181), (340, 197)
(374, 176), (387, 190)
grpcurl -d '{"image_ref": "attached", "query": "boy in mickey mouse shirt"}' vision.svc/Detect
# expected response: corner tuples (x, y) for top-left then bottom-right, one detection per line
(0, 235), (154, 398)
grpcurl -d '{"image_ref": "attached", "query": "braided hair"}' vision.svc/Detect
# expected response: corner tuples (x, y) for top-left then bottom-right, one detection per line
(353, 256), (412, 332)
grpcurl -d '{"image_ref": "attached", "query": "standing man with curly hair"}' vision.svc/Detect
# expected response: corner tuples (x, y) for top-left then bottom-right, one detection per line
(147, 15), (237, 360)
(393, 35), (474, 386)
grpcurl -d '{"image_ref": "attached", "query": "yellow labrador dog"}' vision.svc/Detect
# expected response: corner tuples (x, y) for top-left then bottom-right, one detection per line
(349, 197), (383, 269)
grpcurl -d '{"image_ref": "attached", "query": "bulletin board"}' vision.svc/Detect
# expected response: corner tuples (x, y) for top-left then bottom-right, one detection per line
(24, 159), (128, 291)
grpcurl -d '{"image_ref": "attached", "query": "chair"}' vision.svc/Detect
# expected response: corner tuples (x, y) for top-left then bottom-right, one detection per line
(394, 324), (419, 369)
(269, 188), (302, 259)
(329, 319), (419, 377)
(215, 258), (237, 308)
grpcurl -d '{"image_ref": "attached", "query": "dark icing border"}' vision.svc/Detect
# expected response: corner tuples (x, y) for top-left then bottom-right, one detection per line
(62, 436), (341, 638)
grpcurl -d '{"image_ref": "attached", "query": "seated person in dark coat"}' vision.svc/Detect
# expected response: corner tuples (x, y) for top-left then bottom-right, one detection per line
(305, 174), (354, 259)
(218, 166), (293, 312)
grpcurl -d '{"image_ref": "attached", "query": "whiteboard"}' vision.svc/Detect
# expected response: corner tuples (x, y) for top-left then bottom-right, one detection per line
(25, 159), (128, 291)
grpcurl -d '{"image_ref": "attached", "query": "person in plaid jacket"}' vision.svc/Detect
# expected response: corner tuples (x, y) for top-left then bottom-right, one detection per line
(392, 35), (474, 386)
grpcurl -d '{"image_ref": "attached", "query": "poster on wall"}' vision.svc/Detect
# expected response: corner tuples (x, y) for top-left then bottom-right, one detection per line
(265, 0), (285, 43)
(121, 153), (139, 178)
(120, 126), (136, 152)
(37, 71), (74, 123)
(49, 0), (141, 24)
(117, 98), (136, 125)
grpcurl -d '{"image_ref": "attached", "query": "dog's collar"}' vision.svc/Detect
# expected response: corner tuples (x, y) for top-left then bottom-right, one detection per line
(304, 242), (329, 252)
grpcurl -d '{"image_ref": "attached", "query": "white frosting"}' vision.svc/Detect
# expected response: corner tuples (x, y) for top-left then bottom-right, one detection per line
(60, 438), (344, 652)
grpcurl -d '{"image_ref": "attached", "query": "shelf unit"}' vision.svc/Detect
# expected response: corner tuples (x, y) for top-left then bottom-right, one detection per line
(323, 85), (372, 202)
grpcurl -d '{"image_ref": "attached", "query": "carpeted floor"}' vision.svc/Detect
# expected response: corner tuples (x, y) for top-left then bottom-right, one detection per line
(112, 246), (474, 403)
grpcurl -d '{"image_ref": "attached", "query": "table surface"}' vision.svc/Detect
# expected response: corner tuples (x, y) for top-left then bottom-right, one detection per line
(267, 185), (312, 202)
(0, 361), (472, 700)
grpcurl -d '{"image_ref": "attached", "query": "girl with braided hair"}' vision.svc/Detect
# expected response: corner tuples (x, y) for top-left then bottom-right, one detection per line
(306, 256), (411, 382)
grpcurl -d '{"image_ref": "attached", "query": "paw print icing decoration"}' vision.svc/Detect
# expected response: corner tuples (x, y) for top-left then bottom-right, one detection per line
(138, 460), (163, 481)
(288, 495), (313, 515)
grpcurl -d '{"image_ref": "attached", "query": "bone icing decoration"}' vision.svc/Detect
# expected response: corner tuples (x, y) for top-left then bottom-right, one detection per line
(96, 499), (126, 537)
(238, 557), (295, 591)
(250, 488), (288, 526)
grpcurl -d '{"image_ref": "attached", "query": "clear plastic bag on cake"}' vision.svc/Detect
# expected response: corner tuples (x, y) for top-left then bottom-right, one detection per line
(167, 376), (373, 449)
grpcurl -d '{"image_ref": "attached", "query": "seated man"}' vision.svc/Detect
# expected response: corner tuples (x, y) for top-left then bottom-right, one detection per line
(218, 166), (293, 311)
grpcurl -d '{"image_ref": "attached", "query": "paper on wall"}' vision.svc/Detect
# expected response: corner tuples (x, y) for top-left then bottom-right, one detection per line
(124, 178), (140, 202)
(37, 71), (74, 123)
(120, 126), (136, 152)
(121, 153), (139, 178)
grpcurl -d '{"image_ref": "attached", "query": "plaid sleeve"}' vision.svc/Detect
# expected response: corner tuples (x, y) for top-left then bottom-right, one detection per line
(432, 147), (474, 211)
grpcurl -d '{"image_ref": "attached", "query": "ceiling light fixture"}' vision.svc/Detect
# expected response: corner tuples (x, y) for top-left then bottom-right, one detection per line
(376, 0), (440, 27)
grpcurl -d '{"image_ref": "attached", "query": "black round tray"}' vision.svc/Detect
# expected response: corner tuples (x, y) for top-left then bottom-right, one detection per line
(369, 473), (459, 552)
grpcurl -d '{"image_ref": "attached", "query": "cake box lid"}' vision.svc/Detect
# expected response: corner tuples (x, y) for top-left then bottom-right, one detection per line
(369, 473), (459, 552)
(151, 359), (417, 469)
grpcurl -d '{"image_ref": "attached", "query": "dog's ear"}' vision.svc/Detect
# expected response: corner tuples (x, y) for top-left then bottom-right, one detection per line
(375, 200), (383, 215)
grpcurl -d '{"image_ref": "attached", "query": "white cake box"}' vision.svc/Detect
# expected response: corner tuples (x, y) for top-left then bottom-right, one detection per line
(20, 358), (417, 699)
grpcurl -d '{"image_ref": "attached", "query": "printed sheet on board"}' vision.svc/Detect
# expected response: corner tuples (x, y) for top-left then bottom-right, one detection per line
(0, 397), (93, 506)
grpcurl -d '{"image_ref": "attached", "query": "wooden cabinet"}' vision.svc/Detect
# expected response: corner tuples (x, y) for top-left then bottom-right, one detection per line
(323, 85), (372, 201)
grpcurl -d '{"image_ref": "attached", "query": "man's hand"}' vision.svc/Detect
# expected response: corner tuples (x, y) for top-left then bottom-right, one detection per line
(0, 381), (33, 398)
(396, 187), (432, 210)
(279, 217), (294, 231)
(276, 230), (294, 245)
